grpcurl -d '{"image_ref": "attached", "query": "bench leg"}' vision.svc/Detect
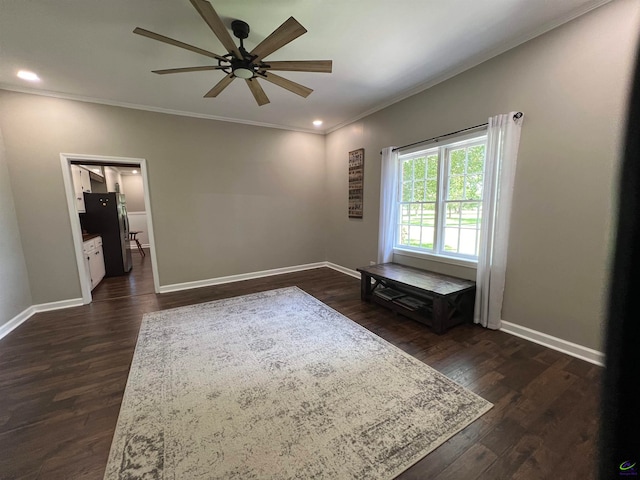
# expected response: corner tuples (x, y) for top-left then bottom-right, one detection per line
(360, 274), (372, 301)
(432, 297), (447, 334)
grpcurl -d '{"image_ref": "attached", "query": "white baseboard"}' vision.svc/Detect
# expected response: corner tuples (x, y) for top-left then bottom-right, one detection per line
(128, 244), (150, 249)
(500, 320), (604, 366)
(0, 263), (362, 341)
(33, 298), (84, 312)
(158, 262), (330, 294)
(325, 262), (360, 279)
(0, 306), (35, 341)
(0, 298), (83, 341)
(1, 262), (359, 341)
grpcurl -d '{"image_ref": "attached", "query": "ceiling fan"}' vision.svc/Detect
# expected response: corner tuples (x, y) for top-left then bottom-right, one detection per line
(133, 0), (333, 106)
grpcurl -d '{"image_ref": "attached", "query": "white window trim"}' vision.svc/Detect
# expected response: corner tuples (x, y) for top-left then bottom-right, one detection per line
(393, 246), (479, 268)
(394, 130), (487, 266)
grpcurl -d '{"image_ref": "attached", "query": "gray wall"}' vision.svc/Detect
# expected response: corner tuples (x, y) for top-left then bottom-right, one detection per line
(121, 174), (145, 212)
(0, 129), (32, 328)
(325, 0), (639, 351)
(0, 93), (326, 302)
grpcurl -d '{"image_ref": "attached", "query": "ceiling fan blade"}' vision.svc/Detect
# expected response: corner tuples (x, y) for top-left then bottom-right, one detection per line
(245, 79), (270, 106)
(261, 72), (313, 98)
(263, 60), (332, 73)
(152, 66), (227, 75)
(133, 27), (227, 61)
(188, 0), (242, 59)
(250, 17), (307, 63)
(204, 73), (235, 98)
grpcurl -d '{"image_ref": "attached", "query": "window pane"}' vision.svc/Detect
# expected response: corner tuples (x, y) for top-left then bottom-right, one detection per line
(465, 174), (483, 200)
(420, 227), (434, 249)
(450, 149), (466, 174)
(409, 205), (421, 241)
(426, 179), (438, 201)
(445, 203), (461, 226)
(442, 201), (482, 256)
(414, 180), (425, 201)
(410, 203), (421, 218)
(427, 155), (438, 178)
(458, 228), (478, 256)
(444, 228), (459, 253)
(461, 202), (481, 229)
(467, 145), (485, 173)
(408, 225), (421, 247)
(399, 225), (409, 245)
(447, 176), (465, 200)
(401, 204), (411, 224)
(402, 159), (414, 181)
(423, 203), (436, 227)
(402, 182), (412, 202)
(414, 157), (426, 179)
(420, 204), (434, 249)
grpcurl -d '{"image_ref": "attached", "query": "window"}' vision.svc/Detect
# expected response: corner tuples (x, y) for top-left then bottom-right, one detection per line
(396, 134), (487, 262)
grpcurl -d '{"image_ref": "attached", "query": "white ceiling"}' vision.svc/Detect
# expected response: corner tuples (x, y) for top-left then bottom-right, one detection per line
(0, 0), (609, 133)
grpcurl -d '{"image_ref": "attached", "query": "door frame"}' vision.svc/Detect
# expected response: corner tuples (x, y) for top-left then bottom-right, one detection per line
(60, 153), (160, 304)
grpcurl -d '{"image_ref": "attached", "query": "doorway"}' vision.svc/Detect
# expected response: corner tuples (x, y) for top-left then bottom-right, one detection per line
(60, 154), (160, 304)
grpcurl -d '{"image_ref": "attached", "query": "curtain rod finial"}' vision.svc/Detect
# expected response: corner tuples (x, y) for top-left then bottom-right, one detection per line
(513, 112), (523, 120)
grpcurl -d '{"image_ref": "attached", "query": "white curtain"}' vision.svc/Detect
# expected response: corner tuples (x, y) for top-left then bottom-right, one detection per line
(474, 112), (524, 329)
(378, 147), (399, 263)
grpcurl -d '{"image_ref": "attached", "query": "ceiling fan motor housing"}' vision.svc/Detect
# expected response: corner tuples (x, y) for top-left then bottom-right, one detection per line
(231, 20), (250, 40)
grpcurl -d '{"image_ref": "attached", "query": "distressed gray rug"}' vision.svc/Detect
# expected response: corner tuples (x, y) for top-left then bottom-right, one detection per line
(105, 287), (492, 479)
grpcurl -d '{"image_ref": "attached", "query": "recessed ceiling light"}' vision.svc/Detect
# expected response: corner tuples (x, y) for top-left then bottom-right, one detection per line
(17, 70), (40, 82)
(132, 169), (138, 174)
(313, 120), (323, 127)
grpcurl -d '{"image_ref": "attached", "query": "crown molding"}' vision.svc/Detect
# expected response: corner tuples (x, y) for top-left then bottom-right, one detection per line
(0, 85), (324, 135)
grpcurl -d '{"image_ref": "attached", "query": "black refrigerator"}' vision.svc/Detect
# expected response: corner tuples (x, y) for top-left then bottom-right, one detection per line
(81, 193), (133, 276)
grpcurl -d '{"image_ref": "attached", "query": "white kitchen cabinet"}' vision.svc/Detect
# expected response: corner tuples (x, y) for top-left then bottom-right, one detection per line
(104, 166), (122, 193)
(92, 237), (106, 289)
(71, 165), (92, 212)
(83, 245), (92, 288)
(83, 236), (105, 290)
(80, 165), (104, 179)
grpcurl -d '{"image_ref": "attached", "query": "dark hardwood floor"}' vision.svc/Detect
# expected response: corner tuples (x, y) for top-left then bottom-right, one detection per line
(90, 248), (154, 302)
(0, 267), (601, 479)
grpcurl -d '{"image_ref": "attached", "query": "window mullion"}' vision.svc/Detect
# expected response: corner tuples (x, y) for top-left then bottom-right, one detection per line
(435, 146), (447, 255)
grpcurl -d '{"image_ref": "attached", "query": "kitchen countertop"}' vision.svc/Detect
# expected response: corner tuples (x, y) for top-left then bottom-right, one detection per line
(82, 233), (101, 242)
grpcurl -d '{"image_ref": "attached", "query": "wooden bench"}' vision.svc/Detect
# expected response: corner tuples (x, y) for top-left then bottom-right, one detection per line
(356, 263), (476, 334)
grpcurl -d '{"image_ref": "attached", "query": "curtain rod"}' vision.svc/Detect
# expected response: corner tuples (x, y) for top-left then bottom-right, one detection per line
(380, 112), (523, 155)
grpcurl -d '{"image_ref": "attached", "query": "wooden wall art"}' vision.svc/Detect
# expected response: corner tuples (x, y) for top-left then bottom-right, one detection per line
(348, 148), (364, 218)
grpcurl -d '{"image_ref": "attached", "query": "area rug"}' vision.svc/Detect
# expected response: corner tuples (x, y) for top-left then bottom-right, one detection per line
(104, 287), (492, 479)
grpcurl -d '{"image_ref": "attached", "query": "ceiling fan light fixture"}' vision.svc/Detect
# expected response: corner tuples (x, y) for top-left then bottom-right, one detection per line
(233, 67), (254, 79)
